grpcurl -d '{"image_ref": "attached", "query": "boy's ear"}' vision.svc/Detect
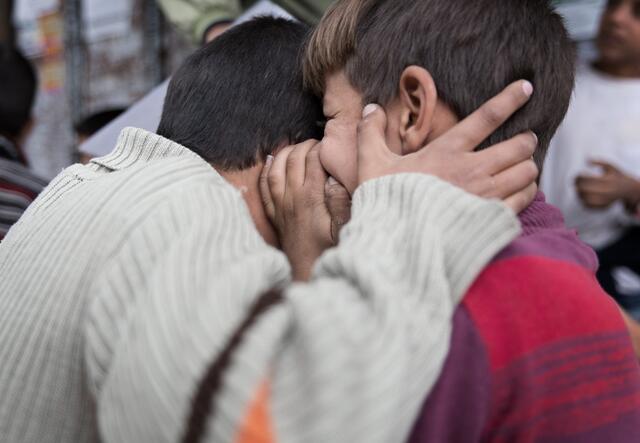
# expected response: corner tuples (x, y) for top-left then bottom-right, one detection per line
(397, 66), (438, 155)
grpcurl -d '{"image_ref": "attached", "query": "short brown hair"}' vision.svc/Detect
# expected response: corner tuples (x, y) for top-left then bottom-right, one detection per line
(304, 0), (576, 167)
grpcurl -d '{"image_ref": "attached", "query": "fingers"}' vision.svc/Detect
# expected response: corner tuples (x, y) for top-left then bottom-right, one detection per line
(286, 140), (318, 190)
(478, 131), (537, 176)
(267, 145), (295, 207)
(577, 191), (612, 209)
(259, 155), (276, 221)
(504, 182), (538, 214)
(325, 177), (351, 245)
(356, 104), (395, 184)
(305, 144), (328, 187)
(357, 104), (389, 156)
(589, 160), (617, 174)
(575, 176), (614, 208)
(575, 175), (607, 193)
(489, 159), (539, 199)
(441, 80), (533, 152)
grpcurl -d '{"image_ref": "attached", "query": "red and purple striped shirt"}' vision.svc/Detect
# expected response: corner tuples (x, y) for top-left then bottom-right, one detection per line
(409, 193), (640, 442)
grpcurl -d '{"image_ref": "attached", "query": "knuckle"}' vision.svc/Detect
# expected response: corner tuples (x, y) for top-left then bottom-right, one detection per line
(267, 173), (280, 188)
(286, 152), (300, 169)
(521, 134), (536, 154)
(479, 106), (503, 127)
(524, 160), (539, 179)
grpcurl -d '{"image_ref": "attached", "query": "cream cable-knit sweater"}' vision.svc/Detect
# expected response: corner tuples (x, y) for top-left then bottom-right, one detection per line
(0, 128), (520, 442)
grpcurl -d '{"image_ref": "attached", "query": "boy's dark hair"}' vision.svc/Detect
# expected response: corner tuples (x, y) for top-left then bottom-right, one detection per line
(74, 108), (126, 138)
(304, 0), (576, 168)
(157, 17), (323, 170)
(0, 45), (37, 138)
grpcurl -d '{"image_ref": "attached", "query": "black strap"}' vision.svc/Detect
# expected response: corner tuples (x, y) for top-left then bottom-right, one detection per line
(182, 288), (284, 443)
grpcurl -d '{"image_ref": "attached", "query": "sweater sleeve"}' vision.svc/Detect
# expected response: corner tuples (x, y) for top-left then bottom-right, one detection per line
(85, 173), (520, 443)
(84, 178), (291, 442)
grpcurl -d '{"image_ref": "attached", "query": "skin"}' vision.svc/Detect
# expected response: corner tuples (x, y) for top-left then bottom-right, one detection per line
(576, 161), (640, 210)
(204, 22), (233, 43)
(319, 68), (538, 201)
(219, 153), (352, 255)
(320, 70), (459, 195)
(220, 163), (280, 248)
(262, 77), (539, 280)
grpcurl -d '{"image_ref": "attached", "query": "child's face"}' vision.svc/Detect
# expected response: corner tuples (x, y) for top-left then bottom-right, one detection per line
(598, 0), (640, 66)
(319, 71), (404, 195)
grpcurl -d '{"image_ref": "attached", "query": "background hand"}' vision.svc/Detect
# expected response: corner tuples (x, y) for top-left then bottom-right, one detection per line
(356, 80), (539, 213)
(576, 160), (640, 210)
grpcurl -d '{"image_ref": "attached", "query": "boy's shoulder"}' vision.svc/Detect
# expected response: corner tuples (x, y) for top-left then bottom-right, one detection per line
(454, 254), (640, 442)
(410, 252), (640, 443)
(464, 254), (624, 355)
(461, 196), (615, 370)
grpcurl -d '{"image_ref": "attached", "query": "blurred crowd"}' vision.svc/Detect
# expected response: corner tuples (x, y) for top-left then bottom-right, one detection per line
(1, 0), (640, 442)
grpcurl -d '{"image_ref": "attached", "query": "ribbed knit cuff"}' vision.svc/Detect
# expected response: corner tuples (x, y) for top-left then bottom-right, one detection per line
(349, 173), (521, 299)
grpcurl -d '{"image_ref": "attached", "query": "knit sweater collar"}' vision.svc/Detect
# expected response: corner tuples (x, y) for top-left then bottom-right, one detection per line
(92, 127), (204, 172)
(518, 192), (565, 236)
(511, 191), (599, 273)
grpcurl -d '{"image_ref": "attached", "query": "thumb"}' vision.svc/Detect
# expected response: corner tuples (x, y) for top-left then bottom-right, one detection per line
(325, 177), (352, 245)
(259, 155), (276, 222)
(357, 104), (394, 184)
(358, 104), (389, 155)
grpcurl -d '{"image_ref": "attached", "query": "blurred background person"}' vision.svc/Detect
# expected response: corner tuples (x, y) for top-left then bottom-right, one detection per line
(542, 0), (640, 320)
(0, 44), (48, 240)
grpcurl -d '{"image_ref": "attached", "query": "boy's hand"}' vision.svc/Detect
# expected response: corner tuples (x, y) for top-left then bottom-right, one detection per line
(357, 80), (539, 213)
(260, 141), (349, 281)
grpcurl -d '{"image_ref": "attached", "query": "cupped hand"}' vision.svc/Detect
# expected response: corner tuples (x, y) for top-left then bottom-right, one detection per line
(260, 141), (349, 281)
(576, 160), (640, 210)
(356, 80), (539, 213)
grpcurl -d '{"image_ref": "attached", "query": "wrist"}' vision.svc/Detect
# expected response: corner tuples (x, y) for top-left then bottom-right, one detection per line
(284, 241), (326, 282)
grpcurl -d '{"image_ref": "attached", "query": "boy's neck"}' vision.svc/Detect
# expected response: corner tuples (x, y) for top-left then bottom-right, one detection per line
(218, 164), (280, 249)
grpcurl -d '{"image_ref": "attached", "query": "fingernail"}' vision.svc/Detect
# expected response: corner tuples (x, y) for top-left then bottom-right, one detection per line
(522, 81), (534, 97)
(266, 155), (274, 166)
(327, 176), (339, 186)
(531, 131), (538, 144)
(362, 103), (378, 118)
